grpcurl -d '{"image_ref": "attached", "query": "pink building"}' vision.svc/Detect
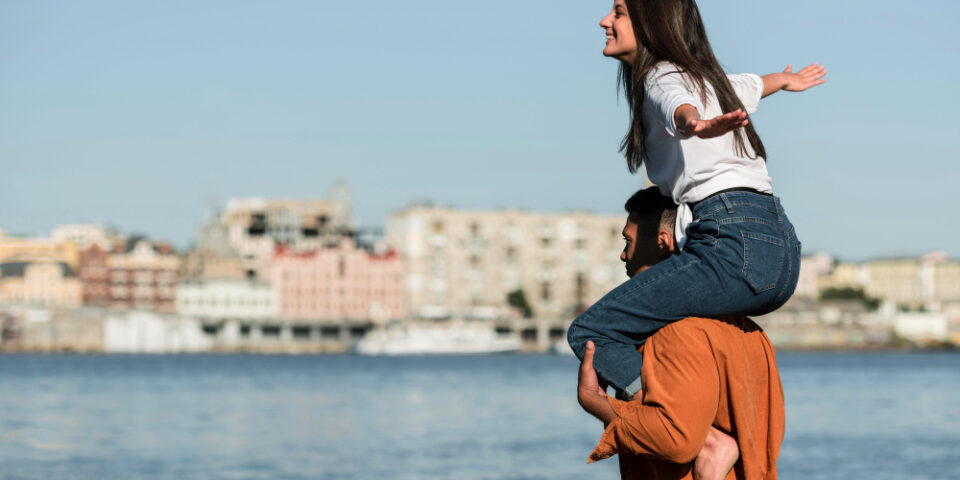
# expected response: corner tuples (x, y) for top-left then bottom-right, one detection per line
(264, 239), (406, 321)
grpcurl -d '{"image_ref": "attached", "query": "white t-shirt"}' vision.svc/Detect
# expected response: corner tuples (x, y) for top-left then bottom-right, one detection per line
(642, 62), (773, 248)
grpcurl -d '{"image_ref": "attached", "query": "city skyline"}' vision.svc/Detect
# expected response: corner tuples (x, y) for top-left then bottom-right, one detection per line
(3, 0), (959, 260)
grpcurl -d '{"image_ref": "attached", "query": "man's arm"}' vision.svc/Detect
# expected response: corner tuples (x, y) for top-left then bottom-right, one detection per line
(586, 324), (720, 464)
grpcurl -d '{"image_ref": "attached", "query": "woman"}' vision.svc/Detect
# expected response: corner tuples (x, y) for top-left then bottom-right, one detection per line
(568, 0), (825, 398)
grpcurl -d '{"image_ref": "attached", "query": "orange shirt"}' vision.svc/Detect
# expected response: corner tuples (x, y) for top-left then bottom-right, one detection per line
(588, 316), (785, 480)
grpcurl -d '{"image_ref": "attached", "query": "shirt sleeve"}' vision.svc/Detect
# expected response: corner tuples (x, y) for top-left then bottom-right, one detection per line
(588, 324), (719, 464)
(646, 68), (703, 138)
(727, 73), (763, 114)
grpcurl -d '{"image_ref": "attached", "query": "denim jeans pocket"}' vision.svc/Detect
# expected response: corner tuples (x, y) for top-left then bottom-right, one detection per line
(741, 230), (785, 294)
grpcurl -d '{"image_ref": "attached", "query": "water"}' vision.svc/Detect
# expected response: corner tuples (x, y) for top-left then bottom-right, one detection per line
(1, 352), (958, 480)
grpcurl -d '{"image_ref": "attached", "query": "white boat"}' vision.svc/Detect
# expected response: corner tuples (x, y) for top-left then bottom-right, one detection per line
(550, 339), (576, 356)
(355, 322), (522, 355)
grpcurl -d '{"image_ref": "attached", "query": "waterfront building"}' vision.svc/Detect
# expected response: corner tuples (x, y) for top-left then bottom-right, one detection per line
(203, 183), (354, 276)
(262, 238), (406, 322)
(862, 251), (944, 309)
(794, 252), (833, 299)
(827, 261), (865, 290)
(820, 251), (959, 310)
(103, 311), (210, 353)
(891, 311), (949, 344)
(0, 230), (79, 268)
(50, 224), (117, 251)
(106, 237), (180, 312)
(76, 243), (112, 306)
(933, 261), (960, 303)
(180, 252), (248, 281)
(385, 205), (627, 320)
(176, 278), (278, 320)
(0, 259), (83, 308)
(176, 278), (278, 346)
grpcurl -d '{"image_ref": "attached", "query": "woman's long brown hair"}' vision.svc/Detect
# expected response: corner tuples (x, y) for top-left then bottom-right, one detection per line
(619, 0), (766, 173)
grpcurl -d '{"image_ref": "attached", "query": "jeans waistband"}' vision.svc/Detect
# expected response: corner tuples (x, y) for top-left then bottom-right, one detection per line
(690, 188), (778, 216)
(690, 188), (771, 208)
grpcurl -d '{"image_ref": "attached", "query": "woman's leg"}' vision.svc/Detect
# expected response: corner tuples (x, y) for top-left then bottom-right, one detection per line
(566, 234), (742, 396)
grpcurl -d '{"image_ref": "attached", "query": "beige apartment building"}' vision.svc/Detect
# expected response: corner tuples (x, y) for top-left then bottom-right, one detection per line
(827, 262), (865, 290)
(0, 230), (79, 268)
(819, 251), (960, 309)
(386, 205), (628, 320)
(934, 261), (960, 303)
(0, 259), (83, 308)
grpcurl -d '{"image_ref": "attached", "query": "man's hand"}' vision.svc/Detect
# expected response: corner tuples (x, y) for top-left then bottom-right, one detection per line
(578, 341), (617, 424)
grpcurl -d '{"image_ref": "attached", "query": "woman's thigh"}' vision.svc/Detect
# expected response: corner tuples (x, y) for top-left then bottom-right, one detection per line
(575, 236), (759, 342)
(574, 192), (801, 339)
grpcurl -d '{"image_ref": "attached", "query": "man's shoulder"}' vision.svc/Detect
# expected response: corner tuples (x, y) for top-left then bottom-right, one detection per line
(654, 315), (763, 343)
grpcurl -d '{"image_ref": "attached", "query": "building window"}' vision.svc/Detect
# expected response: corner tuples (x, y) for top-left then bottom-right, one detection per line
(540, 282), (552, 301)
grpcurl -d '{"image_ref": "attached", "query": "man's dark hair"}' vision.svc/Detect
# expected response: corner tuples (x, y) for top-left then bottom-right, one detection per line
(624, 187), (678, 241)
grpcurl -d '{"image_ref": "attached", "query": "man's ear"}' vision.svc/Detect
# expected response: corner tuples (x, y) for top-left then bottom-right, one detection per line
(657, 229), (676, 258)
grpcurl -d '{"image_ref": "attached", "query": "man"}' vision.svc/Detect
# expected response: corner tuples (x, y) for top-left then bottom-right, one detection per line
(577, 187), (785, 480)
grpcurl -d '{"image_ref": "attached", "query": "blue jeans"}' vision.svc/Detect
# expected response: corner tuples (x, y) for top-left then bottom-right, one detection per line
(567, 191), (801, 396)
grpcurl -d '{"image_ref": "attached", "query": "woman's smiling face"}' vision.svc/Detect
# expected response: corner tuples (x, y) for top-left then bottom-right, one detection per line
(599, 0), (638, 64)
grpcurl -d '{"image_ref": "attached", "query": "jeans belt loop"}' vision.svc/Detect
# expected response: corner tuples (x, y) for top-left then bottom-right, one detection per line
(774, 196), (783, 220)
(719, 193), (734, 214)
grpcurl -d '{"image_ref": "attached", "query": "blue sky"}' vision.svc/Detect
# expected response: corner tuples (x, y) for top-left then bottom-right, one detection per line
(2, 0), (958, 259)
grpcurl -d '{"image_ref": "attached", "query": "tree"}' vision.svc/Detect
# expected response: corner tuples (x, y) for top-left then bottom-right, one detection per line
(507, 289), (534, 318)
(819, 287), (881, 310)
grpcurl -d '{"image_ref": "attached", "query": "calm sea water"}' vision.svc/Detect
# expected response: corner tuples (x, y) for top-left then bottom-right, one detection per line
(1, 352), (958, 480)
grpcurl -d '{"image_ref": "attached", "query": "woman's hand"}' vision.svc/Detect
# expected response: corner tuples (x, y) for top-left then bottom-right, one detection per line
(781, 63), (827, 92)
(762, 63), (826, 97)
(675, 104), (749, 139)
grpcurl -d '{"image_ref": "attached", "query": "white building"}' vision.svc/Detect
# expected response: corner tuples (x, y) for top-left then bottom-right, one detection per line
(50, 224), (116, 250)
(103, 311), (210, 353)
(890, 311), (949, 344)
(176, 278), (278, 320)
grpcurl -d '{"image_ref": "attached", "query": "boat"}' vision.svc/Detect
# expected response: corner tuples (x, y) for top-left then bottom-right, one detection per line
(355, 322), (522, 355)
(550, 339), (575, 356)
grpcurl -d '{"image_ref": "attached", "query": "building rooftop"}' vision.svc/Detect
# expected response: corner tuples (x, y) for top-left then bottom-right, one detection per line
(0, 261), (77, 278)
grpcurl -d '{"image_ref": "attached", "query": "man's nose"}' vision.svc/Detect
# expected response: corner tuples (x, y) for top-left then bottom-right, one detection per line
(620, 251), (627, 262)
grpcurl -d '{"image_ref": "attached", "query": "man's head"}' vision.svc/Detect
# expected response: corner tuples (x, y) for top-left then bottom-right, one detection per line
(622, 187), (679, 277)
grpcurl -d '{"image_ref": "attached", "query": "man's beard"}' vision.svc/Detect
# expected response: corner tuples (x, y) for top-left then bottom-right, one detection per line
(625, 259), (642, 278)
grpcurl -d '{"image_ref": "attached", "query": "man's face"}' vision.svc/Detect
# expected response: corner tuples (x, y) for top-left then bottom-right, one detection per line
(620, 215), (663, 277)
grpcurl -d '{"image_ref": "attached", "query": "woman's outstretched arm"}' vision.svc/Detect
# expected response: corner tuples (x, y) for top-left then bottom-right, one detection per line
(674, 105), (749, 139)
(761, 63), (827, 98)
